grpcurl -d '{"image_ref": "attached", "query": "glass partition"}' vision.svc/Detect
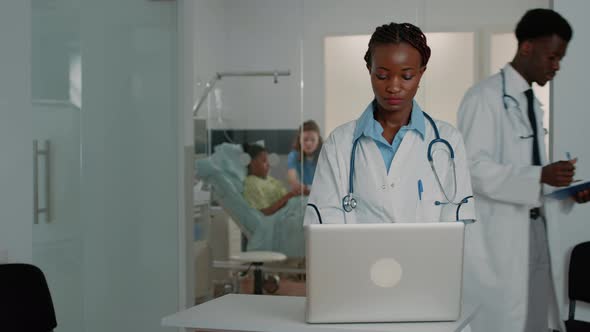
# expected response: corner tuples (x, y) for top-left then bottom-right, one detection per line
(191, 0), (448, 303)
(30, 0), (180, 331)
(190, 0), (552, 306)
(192, 0), (306, 302)
(31, 0), (84, 330)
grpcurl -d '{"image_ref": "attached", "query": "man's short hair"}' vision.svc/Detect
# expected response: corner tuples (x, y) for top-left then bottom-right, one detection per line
(515, 8), (572, 44)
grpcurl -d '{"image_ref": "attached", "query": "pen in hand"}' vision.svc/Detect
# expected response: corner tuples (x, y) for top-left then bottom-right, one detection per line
(566, 152), (582, 183)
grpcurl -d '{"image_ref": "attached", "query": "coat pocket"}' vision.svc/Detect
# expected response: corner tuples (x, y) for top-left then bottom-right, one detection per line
(415, 198), (443, 222)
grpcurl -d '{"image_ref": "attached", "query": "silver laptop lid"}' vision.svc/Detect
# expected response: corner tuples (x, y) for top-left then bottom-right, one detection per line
(305, 222), (465, 323)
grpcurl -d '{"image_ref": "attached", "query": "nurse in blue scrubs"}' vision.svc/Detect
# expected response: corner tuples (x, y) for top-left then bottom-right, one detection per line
(287, 120), (322, 192)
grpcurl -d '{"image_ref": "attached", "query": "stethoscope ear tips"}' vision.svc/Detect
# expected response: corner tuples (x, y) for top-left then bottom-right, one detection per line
(435, 201), (442, 206)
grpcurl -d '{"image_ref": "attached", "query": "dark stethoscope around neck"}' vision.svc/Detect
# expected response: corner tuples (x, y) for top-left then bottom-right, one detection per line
(500, 68), (549, 139)
(501, 68), (520, 111)
(341, 109), (469, 214)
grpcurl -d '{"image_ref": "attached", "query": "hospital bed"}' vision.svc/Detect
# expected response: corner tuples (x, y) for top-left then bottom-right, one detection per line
(195, 143), (305, 258)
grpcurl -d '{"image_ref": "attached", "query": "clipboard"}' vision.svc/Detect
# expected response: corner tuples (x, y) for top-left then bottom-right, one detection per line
(545, 180), (590, 200)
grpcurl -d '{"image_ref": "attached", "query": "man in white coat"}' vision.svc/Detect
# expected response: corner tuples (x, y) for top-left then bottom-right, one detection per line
(457, 8), (590, 332)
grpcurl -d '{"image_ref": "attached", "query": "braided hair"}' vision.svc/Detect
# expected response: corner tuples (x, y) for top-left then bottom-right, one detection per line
(364, 22), (431, 68)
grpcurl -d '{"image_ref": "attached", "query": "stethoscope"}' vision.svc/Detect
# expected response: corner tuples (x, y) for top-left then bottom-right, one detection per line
(501, 68), (518, 111)
(500, 68), (548, 139)
(341, 111), (469, 213)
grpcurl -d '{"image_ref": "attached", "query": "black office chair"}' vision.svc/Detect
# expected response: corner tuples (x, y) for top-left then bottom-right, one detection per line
(0, 263), (57, 331)
(565, 241), (590, 332)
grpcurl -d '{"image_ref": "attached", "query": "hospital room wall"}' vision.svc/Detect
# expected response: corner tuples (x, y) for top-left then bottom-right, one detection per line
(192, 0), (225, 132)
(192, 0), (304, 131)
(302, 0), (549, 133)
(191, 0), (548, 134)
(552, 0), (590, 320)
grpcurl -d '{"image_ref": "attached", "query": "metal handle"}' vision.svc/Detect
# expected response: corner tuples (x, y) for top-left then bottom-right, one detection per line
(33, 140), (51, 224)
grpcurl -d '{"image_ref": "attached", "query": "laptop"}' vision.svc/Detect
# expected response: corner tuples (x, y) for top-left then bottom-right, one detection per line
(305, 222), (465, 323)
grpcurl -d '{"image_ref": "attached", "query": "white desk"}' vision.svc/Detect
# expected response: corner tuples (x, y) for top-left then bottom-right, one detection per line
(162, 294), (479, 332)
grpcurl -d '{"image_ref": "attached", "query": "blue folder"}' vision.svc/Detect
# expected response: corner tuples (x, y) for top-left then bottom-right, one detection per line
(545, 180), (590, 200)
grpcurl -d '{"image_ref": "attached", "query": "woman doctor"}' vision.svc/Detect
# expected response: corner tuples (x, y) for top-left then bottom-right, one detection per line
(304, 22), (475, 226)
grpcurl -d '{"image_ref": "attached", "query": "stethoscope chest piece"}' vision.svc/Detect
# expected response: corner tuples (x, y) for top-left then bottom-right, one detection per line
(342, 194), (357, 212)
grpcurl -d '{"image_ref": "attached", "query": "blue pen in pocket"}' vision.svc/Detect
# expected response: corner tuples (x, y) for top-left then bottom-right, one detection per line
(418, 179), (423, 201)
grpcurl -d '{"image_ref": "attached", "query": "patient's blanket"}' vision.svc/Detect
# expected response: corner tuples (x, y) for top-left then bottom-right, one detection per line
(252, 195), (306, 257)
(195, 143), (305, 257)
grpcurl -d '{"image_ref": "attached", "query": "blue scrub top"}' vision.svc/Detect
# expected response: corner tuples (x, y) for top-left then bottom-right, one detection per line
(353, 100), (426, 173)
(287, 150), (317, 186)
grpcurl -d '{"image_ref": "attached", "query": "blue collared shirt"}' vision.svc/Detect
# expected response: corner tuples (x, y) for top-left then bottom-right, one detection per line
(353, 101), (426, 173)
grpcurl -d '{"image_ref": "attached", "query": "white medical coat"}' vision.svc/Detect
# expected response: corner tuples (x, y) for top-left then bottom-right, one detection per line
(457, 64), (572, 332)
(304, 110), (476, 225)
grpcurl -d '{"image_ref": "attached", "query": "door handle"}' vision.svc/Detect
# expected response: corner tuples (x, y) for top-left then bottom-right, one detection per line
(33, 140), (51, 224)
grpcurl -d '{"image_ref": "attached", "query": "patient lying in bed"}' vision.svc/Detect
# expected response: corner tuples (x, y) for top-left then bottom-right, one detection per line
(195, 142), (307, 257)
(242, 143), (309, 216)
